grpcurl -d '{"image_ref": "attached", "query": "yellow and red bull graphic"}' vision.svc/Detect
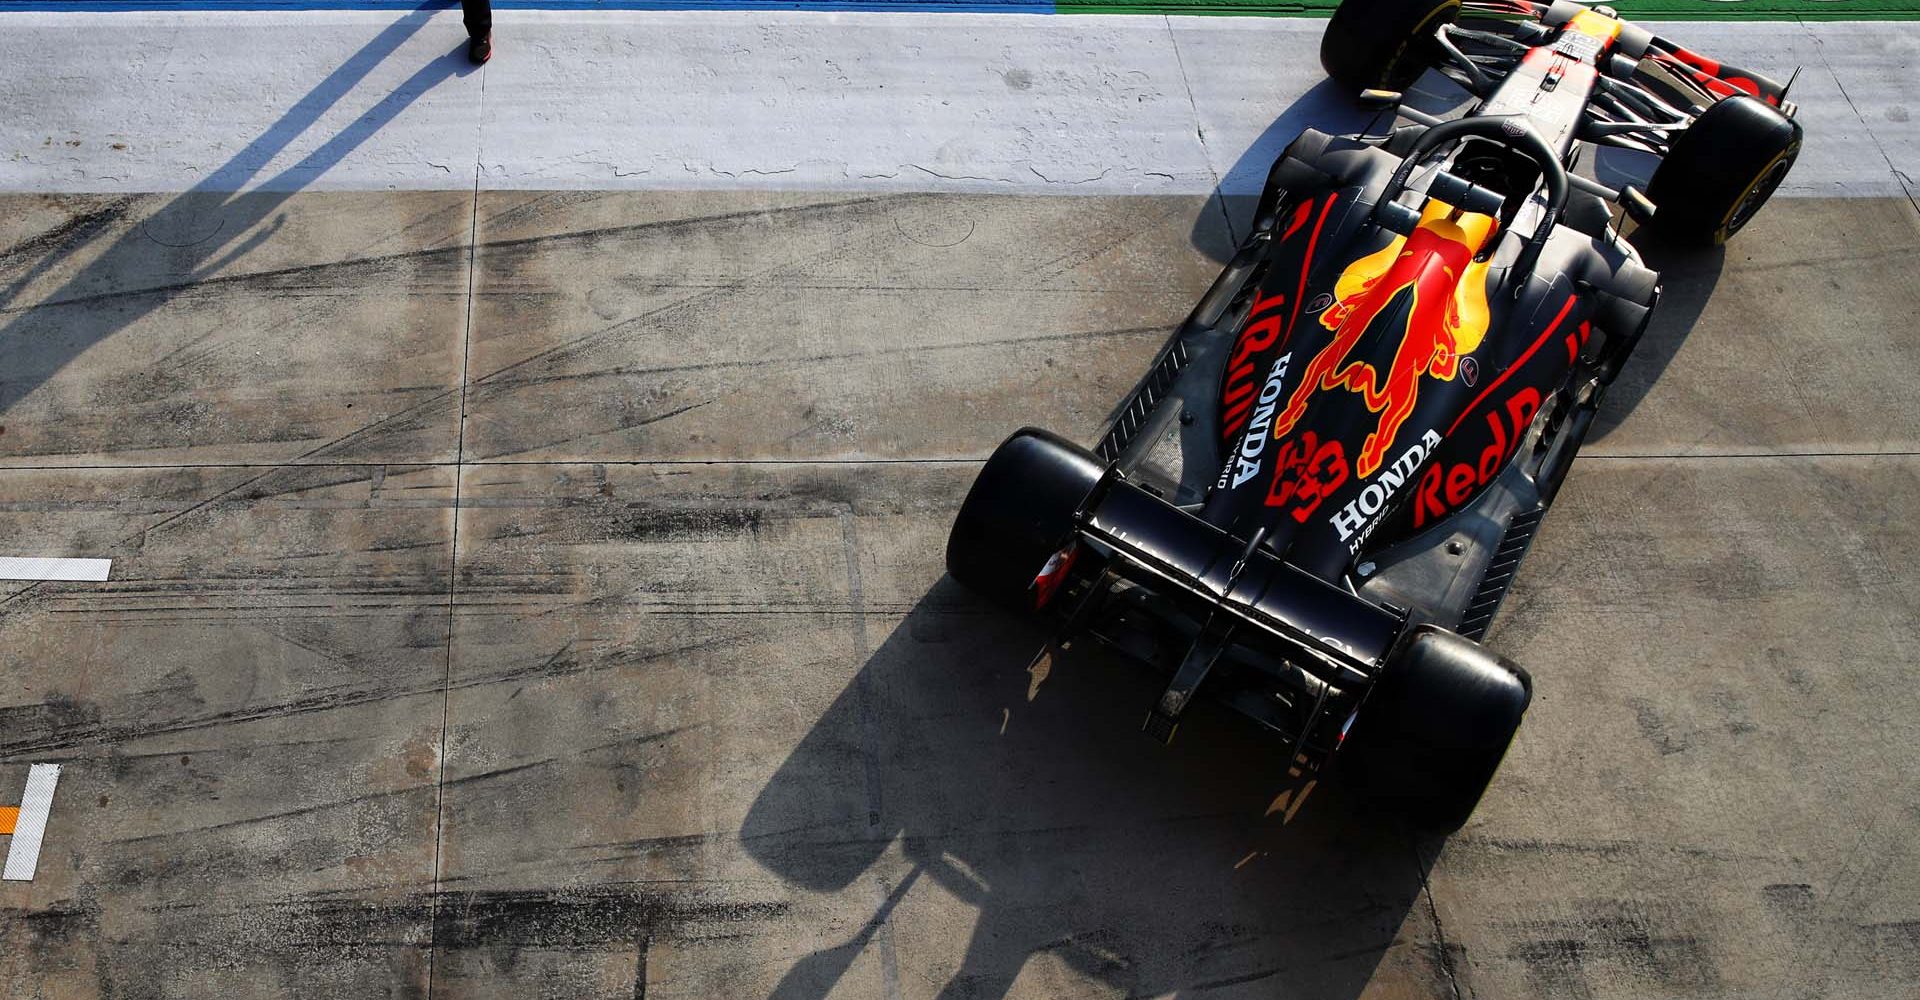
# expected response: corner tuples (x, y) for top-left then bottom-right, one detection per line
(1271, 197), (1498, 480)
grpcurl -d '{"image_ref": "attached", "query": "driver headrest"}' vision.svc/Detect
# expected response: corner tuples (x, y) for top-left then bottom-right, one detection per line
(1427, 170), (1508, 218)
(1376, 170), (1506, 245)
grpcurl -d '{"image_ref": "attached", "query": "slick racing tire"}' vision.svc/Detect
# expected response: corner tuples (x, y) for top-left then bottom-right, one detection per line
(1321, 0), (1460, 92)
(947, 428), (1104, 614)
(1341, 625), (1531, 830)
(1648, 95), (1801, 246)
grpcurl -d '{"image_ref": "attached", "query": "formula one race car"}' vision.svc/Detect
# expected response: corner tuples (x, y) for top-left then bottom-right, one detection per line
(946, 0), (1802, 827)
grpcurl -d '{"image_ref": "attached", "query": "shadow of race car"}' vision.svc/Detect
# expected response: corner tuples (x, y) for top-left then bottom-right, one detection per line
(946, 0), (1802, 829)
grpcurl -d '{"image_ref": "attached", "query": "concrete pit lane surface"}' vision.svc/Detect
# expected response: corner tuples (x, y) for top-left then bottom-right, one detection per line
(1, 9), (1918, 1000)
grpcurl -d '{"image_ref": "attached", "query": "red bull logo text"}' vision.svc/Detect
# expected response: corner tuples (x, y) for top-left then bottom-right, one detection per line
(1220, 289), (1292, 444)
(1272, 199), (1497, 479)
(1413, 386), (1542, 529)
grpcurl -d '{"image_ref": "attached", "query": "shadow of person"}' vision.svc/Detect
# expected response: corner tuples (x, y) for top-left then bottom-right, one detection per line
(0, 10), (474, 417)
(745, 577), (1438, 1000)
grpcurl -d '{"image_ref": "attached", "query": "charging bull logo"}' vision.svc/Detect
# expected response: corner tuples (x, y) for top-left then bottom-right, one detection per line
(1272, 199), (1497, 478)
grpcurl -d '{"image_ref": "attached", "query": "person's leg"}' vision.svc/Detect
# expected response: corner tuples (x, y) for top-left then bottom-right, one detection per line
(462, 0), (492, 64)
(462, 0), (491, 38)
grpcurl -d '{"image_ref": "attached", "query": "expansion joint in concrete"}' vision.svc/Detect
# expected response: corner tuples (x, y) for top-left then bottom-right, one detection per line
(424, 58), (488, 1000)
(1410, 833), (1468, 1000)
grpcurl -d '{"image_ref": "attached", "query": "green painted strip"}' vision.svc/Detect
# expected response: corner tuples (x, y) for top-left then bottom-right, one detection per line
(1062, 0), (1920, 18)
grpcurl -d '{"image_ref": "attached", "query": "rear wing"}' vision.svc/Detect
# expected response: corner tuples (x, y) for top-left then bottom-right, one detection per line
(1071, 475), (1411, 744)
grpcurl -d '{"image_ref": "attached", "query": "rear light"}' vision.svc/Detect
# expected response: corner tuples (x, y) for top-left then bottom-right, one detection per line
(1029, 541), (1080, 611)
(1336, 708), (1360, 747)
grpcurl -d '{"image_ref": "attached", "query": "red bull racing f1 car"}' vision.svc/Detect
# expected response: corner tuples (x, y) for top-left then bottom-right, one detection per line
(947, 0), (1802, 827)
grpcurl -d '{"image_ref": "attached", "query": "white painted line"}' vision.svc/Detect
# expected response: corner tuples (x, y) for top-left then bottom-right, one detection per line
(0, 557), (111, 582)
(2, 765), (62, 882)
(0, 10), (1912, 197)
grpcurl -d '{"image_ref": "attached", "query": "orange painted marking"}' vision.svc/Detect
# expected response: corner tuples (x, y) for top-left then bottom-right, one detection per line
(0, 806), (16, 835)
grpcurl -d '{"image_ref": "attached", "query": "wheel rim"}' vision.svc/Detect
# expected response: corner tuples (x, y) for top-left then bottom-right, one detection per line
(1723, 144), (1796, 239)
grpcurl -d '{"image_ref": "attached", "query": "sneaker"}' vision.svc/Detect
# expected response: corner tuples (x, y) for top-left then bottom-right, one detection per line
(468, 32), (492, 66)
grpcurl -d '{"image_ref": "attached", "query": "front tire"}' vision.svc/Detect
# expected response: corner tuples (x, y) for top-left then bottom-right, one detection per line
(1648, 95), (1802, 246)
(1341, 625), (1531, 830)
(947, 429), (1104, 613)
(1320, 0), (1461, 93)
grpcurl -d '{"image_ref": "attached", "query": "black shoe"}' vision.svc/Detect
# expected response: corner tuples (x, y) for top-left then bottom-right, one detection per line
(468, 32), (492, 65)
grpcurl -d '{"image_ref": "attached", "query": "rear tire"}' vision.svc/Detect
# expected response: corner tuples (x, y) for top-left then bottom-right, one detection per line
(1321, 0), (1461, 93)
(947, 429), (1104, 614)
(1648, 95), (1801, 246)
(1341, 625), (1531, 830)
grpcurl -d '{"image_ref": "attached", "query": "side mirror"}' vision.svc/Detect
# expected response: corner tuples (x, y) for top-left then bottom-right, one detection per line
(1620, 185), (1658, 227)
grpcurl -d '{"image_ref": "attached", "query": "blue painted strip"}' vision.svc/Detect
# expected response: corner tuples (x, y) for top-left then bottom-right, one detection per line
(0, 0), (1055, 11)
